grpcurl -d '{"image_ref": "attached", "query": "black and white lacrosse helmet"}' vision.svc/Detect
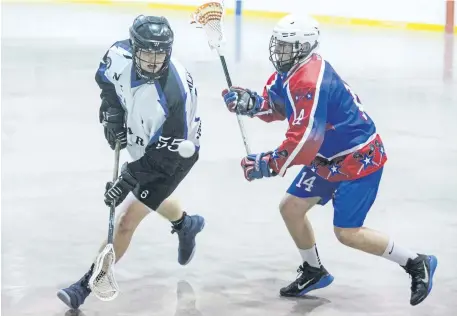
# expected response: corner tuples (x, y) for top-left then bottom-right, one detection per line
(269, 14), (320, 74)
(129, 15), (174, 82)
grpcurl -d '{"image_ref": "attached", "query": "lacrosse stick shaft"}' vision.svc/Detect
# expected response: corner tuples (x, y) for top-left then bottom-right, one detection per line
(218, 55), (251, 155)
(219, 55), (232, 87)
(191, 1), (251, 154)
(108, 141), (121, 244)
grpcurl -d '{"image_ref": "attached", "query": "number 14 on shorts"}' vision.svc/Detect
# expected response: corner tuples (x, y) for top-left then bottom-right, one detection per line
(296, 171), (316, 192)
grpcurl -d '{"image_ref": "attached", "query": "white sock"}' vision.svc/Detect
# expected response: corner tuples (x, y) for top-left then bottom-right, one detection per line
(299, 244), (321, 268)
(381, 239), (418, 266)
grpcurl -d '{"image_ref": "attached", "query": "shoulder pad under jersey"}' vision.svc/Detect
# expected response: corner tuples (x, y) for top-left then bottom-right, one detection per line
(103, 41), (133, 83)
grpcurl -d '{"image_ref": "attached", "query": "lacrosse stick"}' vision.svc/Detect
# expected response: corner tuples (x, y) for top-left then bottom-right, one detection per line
(88, 140), (121, 301)
(191, 1), (251, 154)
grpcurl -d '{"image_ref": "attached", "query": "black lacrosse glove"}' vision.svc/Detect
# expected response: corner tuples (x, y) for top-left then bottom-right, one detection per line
(99, 99), (128, 150)
(104, 162), (138, 207)
(221, 87), (263, 117)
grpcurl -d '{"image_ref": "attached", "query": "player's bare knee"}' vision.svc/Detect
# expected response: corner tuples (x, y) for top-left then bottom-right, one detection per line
(279, 194), (316, 219)
(116, 211), (135, 235)
(334, 227), (361, 247)
(116, 200), (149, 234)
(279, 195), (298, 217)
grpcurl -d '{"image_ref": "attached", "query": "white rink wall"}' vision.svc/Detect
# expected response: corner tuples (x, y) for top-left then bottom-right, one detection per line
(10, 0), (454, 27)
(240, 0), (449, 25)
(221, 0), (448, 26)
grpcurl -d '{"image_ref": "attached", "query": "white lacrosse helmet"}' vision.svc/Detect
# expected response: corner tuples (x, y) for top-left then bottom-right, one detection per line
(269, 14), (320, 73)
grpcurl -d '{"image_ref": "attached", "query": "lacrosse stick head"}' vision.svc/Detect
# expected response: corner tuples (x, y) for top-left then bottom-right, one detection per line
(191, 1), (226, 53)
(88, 244), (119, 301)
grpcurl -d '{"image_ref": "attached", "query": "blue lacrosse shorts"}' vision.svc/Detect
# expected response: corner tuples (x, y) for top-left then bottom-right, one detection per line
(287, 166), (384, 228)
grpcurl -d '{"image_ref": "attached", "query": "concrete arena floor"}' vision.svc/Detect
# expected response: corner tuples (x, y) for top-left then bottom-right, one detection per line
(2, 3), (457, 316)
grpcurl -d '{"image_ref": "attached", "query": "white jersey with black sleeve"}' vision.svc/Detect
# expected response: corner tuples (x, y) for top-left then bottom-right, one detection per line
(95, 40), (201, 181)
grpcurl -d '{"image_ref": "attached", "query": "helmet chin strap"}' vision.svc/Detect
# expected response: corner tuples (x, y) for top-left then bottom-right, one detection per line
(290, 40), (319, 70)
(296, 40), (318, 62)
(133, 48), (170, 82)
(136, 67), (167, 83)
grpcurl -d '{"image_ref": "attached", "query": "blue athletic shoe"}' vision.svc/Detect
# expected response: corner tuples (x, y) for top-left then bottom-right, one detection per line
(172, 214), (205, 265)
(57, 270), (92, 310)
(280, 262), (334, 297)
(403, 254), (438, 306)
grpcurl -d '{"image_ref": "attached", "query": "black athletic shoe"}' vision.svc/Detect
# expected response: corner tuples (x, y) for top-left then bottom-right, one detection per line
(402, 254), (438, 306)
(172, 214), (205, 265)
(280, 262), (334, 297)
(57, 269), (93, 310)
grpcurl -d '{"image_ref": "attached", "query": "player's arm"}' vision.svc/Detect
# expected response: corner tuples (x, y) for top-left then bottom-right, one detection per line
(183, 78), (202, 143)
(95, 49), (122, 108)
(256, 72), (287, 122)
(220, 72), (286, 122)
(95, 46), (128, 150)
(240, 78), (329, 181)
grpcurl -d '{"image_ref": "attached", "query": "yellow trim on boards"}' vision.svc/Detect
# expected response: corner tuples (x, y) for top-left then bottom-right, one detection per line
(5, 0), (457, 33)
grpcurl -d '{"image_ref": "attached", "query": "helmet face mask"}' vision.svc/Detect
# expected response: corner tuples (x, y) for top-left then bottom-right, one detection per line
(268, 14), (320, 74)
(134, 48), (170, 80)
(269, 37), (313, 73)
(272, 40), (294, 68)
(130, 15), (174, 82)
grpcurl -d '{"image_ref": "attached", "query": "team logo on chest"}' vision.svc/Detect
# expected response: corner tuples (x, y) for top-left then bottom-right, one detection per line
(127, 127), (145, 146)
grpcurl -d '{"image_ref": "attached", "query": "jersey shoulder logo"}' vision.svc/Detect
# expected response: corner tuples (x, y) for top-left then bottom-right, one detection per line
(105, 57), (112, 69)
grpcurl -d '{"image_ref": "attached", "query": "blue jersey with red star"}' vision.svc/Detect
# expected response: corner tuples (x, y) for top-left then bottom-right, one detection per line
(254, 54), (387, 182)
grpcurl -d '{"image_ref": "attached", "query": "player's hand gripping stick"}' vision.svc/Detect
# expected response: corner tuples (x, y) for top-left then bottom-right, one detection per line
(222, 86), (263, 117)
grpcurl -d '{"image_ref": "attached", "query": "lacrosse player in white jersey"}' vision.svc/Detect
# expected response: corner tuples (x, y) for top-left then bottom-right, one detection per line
(57, 15), (205, 310)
